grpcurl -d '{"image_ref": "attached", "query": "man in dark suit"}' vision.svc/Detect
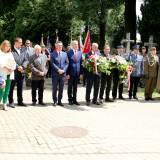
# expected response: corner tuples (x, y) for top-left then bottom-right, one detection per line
(99, 45), (113, 103)
(112, 45), (126, 100)
(9, 37), (28, 107)
(22, 40), (34, 59)
(29, 45), (48, 106)
(67, 40), (82, 105)
(50, 41), (69, 106)
(85, 43), (101, 106)
(21, 40), (34, 87)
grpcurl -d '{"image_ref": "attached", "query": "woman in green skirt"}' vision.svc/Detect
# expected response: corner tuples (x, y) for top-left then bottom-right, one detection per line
(0, 40), (16, 111)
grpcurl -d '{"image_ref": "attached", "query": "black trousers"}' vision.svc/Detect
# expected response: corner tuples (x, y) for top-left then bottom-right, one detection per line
(46, 62), (52, 78)
(86, 72), (100, 102)
(99, 73), (112, 100)
(112, 69), (123, 98)
(52, 76), (64, 103)
(31, 80), (44, 103)
(128, 76), (140, 98)
(68, 76), (78, 102)
(9, 74), (24, 104)
(83, 68), (87, 86)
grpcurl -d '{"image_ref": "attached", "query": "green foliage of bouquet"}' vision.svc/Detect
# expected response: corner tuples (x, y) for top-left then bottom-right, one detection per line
(112, 55), (128, 82)
(97, 56), (111, 75)
(82, 57), (95, 73)
(82, 55), (128, 81)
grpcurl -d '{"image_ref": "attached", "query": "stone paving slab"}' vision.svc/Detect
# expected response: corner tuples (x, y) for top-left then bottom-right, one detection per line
(0, 79), (160, 159)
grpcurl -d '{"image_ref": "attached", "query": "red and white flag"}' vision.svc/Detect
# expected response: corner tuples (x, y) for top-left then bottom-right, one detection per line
(79, 33), (83, 51)
(83, 30), (91, 54)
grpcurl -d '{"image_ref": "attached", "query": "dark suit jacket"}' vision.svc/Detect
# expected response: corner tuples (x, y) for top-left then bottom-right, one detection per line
(12, 48), (28, 78)
(85, 51), (101, 59)
(50, 50), (69, 76)
(21, 46), (34, 60)
(67, 49), (82, 76)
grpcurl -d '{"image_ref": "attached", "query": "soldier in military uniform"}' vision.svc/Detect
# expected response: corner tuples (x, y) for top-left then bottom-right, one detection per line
(144, 47), (159, 100)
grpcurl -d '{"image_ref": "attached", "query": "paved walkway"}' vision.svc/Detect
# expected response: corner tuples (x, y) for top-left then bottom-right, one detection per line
(0, 79), (160, 160)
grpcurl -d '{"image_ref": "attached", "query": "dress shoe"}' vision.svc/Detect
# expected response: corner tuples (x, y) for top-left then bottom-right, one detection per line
(39, 102), (46, 106)
(92, 101), (101, 105)
(105, 98), (114, 102)
(73, 101), (80, 105)
(32, 102), (36, 106)
(129, 96), (132, 99)
(58, 102), (64, 106)
(145, 97), (149, 101)
(18, 103), (27, 107)
(133, 96), (138, 100)
(69, 101), (73, 105)
(86, 101), (90, 106)
(9, 103), (15, 108)
(53, 102), (57, 106)
(119, 96), (125, 100)
(149, 97), (154, 100)
(112, 97), (116, 100)
(99, 99), (103, 104)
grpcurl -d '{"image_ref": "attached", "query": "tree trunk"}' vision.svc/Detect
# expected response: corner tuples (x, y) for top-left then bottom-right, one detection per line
(99, 0), (106, 50)
(125, 0), (136, 42)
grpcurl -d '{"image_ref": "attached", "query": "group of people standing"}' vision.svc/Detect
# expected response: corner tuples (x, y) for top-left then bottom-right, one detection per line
(0, 37), (159, 111)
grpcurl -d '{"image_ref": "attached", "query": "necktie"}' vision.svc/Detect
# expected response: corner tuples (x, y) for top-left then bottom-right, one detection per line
(74, 50), (77, 62)
(58, 52), (61, 66)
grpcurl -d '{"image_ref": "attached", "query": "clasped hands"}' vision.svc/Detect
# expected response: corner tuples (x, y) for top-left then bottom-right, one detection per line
(58, 69), (65, 75)
(17, 66), (24, 73)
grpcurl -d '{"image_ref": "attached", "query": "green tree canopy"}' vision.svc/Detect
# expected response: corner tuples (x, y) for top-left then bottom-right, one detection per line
(139, 0), (160, 45)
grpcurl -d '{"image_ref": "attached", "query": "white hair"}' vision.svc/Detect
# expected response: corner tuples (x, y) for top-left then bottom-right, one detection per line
(92, 43), (99, 48)
(34, 44), (41, 50)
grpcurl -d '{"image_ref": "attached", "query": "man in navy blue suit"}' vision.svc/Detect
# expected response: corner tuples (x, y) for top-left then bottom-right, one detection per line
(66, 40), (82, 105)
(50, 41), (69, 106)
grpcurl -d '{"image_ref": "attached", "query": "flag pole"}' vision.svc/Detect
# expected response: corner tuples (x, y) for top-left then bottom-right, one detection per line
(56, 29), (59, 42)
(41, 33), (44, 46)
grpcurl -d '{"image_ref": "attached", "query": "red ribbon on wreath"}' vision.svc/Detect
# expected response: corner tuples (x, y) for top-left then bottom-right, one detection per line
(127, 64), (133, 91)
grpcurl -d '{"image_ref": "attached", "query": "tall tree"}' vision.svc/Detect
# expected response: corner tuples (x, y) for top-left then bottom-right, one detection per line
(75, 0), (123, 49)
(139, 0), (160, 45)
(125, 0), (136, 42)
(0, 0), (19, 15)
(13, 0), (73, 46)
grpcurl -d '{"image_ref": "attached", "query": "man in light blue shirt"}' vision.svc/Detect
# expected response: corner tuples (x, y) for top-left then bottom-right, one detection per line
(128, 45), (144, 100)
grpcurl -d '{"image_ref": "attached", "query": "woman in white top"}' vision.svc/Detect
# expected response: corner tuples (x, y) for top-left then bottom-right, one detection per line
(0, 40), (16, 111)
